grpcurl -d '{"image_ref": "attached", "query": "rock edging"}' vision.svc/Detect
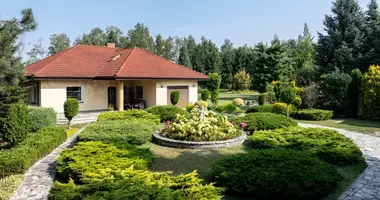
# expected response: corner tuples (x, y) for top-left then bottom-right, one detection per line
(152, 131), (247, 149)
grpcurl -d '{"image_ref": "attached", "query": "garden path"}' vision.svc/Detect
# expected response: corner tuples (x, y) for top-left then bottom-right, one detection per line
(299, 123), (380, 200)
(10, 125), (88, 200)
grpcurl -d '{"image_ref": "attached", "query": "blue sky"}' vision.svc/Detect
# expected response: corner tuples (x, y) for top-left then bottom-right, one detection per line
(0, 0), (371, 55)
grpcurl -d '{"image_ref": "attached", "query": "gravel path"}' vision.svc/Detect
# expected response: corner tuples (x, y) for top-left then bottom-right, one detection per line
(10, 126), (87, 200)
(299, 123), (380, 200)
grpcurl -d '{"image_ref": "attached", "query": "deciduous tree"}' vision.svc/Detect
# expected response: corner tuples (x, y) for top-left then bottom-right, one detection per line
(48, 33), (70, 55)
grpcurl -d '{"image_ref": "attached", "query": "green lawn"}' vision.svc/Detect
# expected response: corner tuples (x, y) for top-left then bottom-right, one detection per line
(297, 118), (380, 136)
(142, 141), (366, 200)
(199, 90), (259, 112)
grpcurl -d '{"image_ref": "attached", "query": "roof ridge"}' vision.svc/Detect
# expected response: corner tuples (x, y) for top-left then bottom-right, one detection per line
(135, 47), (208, 78)
(114, 47), (136, 77)
(32, 45), (79, 76)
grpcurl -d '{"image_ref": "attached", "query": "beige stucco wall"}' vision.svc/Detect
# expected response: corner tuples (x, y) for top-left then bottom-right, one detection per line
(134, 80), (156, 107)
(40, 80), (116, 113)
(155, 80), (198, 106)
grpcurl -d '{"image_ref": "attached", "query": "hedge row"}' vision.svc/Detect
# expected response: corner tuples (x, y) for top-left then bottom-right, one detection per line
(246, 103), (296, 116)
(97, 110), (160, 125)
(232, 113), (297, 133)
(211, 149), (342, 200)
(28, 106), (57, 132)
(0, 126), (66, 178)
(78, 119), (158, 145)
(291, 109), (333, 120)
(145, 105), (186, 122)
(249, 127), (364, 165)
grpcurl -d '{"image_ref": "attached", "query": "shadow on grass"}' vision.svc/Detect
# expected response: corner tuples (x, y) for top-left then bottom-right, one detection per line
(336, 118), (380, 128)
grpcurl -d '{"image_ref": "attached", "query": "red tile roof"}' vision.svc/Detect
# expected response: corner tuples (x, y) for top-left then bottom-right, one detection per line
(25, 44), (208, 80)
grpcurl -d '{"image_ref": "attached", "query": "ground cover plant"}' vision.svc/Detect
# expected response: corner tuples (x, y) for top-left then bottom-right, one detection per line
(97, 110), (160, 125)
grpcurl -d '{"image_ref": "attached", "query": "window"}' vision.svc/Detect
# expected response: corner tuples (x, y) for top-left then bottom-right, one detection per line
(135, 86), (143, 99)
(66, 87), (83, 102)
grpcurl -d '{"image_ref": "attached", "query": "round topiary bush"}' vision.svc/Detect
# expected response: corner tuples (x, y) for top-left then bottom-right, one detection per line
(201, 89), (210, 101)
(291, 109), (333, 120)
(258, 93), (266, 105)
(145, 105), (187, 122)
(232, 112), (297, 133)
(293, 96), (302, 107)
(223, 103), (238, 114)
(232, 98), (244, 107)
(170, 91), (180, 106)
(211, 149), (343, 200)
(249, 126), (364, 165)
(273, 102), (296, 115)
(194, 100), (209, 108)
(64, 98), (79, 127)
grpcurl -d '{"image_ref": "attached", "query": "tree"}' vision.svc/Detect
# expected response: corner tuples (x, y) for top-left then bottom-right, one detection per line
(362, 0), (380, 71)
(358, 65), (380, 120)
(0, 8), (36, 129)
(26, 38), (46, 65)
(206, 73), (222, 105)
(220, 39), (235, 89)
(193, 37), (221, 75)
(279, 86), (297, 117)
(75, 27), (107, 46)
(185, 35), (197, 67)
(127, 23), (154, 52)
(48, 33), (70, 55)
(302, 82), (320, 109)
(178, 45), (192, 69)
(347, 69), (363, 117)
(64, 98), (79, 128)
(316, 0), (365, 73)
(234, 69), (251, 90)
(105, 26), (123, 46)
(154, 34), (165, 56)
(234, 45), (252, 73)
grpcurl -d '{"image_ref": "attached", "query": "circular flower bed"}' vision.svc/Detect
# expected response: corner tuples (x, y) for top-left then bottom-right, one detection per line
(156, 107), (246, 149)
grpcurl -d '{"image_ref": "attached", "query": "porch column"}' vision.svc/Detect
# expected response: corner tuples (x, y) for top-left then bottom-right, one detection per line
(117, 80), (124, 111)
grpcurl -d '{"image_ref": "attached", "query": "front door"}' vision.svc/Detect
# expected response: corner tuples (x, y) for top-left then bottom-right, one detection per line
(108, 87), (117, 109)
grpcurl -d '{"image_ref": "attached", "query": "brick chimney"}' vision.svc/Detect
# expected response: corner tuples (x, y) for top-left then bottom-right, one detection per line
(106, 43), (115, 48)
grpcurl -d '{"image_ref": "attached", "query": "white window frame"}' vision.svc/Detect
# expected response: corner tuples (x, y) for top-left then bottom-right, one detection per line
(66, 86), (84, 103)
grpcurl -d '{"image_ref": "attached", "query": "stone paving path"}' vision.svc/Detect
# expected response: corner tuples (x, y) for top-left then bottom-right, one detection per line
(10, 125), (88, 200)
(299, 123), (380, 200)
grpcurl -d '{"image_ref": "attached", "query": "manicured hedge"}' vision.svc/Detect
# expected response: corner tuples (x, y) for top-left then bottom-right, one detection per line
(249, 127), (364, 165)
(28, 106), (57, 132)
(145, 106), (186, 122)
(211, 149), (342, 200)
(0, 126), (66, 178)
(246, 104), (273, 113)
(50, 170), (222, 200)
(97, 110), (160, 125)
(291, 109), (333, 120)
(232, 113), (297, 133)
(56, 141), (154, 183)
(78, 120), (158, 145)
(1, 103), (30, 146)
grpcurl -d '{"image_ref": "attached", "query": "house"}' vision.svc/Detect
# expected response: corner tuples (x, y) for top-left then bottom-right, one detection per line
(25, 43), (208, 113)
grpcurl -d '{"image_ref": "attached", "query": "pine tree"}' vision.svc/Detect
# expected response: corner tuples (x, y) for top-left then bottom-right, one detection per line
(178, 45), (192, 69)
(362, 0), (380, 71)
(0, 8), (37, 120)
(105, 26), (123, 46)
(127, 23), (154, 52)
(316, 0), (365, 73)
(74, 27), (107, 46)
(48, 33), (70, 55)
(185, 35), (197, 67)
(220, 39), (235, 89)
(154, 34), (165, 57)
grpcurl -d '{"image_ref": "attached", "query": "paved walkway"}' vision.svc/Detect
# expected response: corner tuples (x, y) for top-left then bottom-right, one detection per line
(10, 125), (88, 200)
(299, 123), (380, 200)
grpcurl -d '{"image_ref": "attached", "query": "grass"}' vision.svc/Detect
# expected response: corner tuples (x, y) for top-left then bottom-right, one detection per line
(0, 174), (24, 200)
(142, 141), (366, 200)
(297, 118), (380, 136)
(61, 123), (89, 137)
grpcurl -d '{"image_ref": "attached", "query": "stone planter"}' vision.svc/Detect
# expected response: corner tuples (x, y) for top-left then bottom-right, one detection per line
(152, 131), (247, 149)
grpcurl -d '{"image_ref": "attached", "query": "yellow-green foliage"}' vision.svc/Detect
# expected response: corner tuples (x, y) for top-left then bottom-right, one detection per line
(0, 174), (24, 200)
(232, 98), (244, 107)
(358, 65), (380, 120)
(234, 69), (251, 90)
(293, 97), (302, 107)
(97, 110), (160, 125)
(272, 102), (296, 115)
(194, 100), (209, 108)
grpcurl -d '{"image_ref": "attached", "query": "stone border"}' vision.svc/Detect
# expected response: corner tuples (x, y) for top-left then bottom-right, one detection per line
(152, 131), (247, 149)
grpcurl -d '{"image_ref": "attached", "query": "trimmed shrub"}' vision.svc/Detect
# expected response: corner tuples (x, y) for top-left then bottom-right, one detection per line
(234, 69), (251, 90)
(194, 100), (208, 108)
(207, 73), (222, 105)
(258, 93), (266, 105)
(246, 104), (273, 113)
(348, 69), (362, 117)
(358, 65), (380, 120)
(146, 106), (186, 122)
(291, 109), (333, 120)
(97, 110), (160, 125)
(223, 103), (238, 114)
(1, 103), (30, 146)
(50, 170), (222, 200)
(249, 127), (364, 165)
(232, 112), (297, 133)
(79, 120), (157, 145)
(272, 102), (296, 115)
(0, 126), (66, 178)
(185, 103), (194, 112)
(56, 141), (154, 183)
(28, 106), (57, 132)
(63, 98), (79, 127)
(293, 96), (302, 107)
(211, 149), (342, 199)
(170, 90), (180, 106)
(232, 98), (244, 107)
(201, 89), (210, 101)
